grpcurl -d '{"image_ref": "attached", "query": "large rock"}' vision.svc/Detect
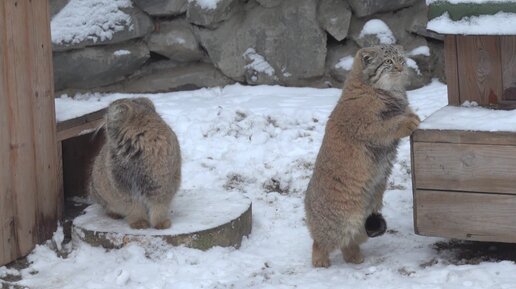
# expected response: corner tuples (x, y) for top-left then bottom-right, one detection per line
(347, 0), (419, 17)
(256, 0), (283, 8)
(317, 0), (352, 41)
(133, 0), (187, 16)
(326, 41), (359, 84)
(52, 6), (154, 52)
(147, 19), (204, 62)
(50, 0), (69, 17)
(196, 0), (326, 85)
(53, 41), (150, 91)
(187, 0), (240, 27)
(105, 61), (234, 93)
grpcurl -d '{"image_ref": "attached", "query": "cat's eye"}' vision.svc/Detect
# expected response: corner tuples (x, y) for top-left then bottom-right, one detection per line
(385, 59), (392, 64)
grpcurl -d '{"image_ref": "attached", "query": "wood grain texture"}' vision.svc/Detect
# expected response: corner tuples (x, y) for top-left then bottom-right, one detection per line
(412, 129), (516, 146)
(56, 108), (106, 141)
(444, 35), (460, 105)
(413, 142), (516, 194)
(415, 190), (516, 243)
(0, 0), (59, 266)
(501, 36), (516, 101)
(456, 35), (503, 106)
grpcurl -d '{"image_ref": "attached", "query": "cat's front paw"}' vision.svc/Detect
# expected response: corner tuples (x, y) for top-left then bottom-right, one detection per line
(129, 219), (150, 229)
(154, 218), (172, 230)
(398, 113), (420, 137)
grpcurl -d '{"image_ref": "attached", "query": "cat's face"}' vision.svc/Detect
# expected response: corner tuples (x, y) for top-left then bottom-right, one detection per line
(358, 45), (408, 91)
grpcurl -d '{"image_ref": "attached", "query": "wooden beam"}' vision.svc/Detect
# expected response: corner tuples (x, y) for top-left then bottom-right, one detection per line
(412, 129), (516, 146)
(56, 108), (106, 141)
(413, 142), (516, 194)
(501, 36), (516, 102)
(444, 35), (460, 105)
(415, 190), (516, 243)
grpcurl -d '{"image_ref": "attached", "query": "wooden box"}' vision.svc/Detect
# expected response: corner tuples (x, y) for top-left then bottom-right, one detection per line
(411, 108), (516, 242)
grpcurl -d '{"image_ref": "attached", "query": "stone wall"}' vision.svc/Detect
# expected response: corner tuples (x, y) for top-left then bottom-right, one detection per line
(51, 0), (445, 95)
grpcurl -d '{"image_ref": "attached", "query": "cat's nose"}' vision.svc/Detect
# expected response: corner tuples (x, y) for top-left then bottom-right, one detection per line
(394, 63), (403, 72)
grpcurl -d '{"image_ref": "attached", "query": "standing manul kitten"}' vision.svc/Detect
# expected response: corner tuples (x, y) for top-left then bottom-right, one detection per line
(89, 97), (181, 229)
(304, 45), (420, 267)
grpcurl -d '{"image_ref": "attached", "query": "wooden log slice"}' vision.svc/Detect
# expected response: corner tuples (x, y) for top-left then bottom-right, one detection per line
(72, 191), (252, 251)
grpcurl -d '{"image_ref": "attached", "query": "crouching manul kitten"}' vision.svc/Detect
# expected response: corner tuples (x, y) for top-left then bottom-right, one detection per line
(304, 45), (420, 267)
(89, 97), (181, 229)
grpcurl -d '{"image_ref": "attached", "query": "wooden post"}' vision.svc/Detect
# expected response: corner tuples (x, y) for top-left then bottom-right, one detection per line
(0, 0), (61, 266)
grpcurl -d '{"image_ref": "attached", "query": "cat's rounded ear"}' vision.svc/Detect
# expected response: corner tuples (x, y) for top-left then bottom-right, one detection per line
(359, 48), (378, 66)
(132, 97), (156, 111)
(108, 99), (132, 121)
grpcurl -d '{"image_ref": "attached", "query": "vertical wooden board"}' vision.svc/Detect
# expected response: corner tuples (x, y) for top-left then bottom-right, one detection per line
(413, 142), (516, 194)
(4, 0), (39, 257)
(444, 35), (460, 105)
(415, 190), (516, 243)
(501, 36), (516, 101)
(0, 1), (16, 266)
(28, 0), (61, 241)
(456, 35), (503, 106)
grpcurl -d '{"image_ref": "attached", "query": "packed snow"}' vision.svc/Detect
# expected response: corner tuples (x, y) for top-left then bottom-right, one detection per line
(114, 49), (131, 56)
(244, 48), (277, 77)
(334, 56), (355, 71)
(359, 19), (396, 45)
(74, 191), (251, 236)
(406, 58), (421, 75)
(51, 0), (133, 45)
(188, 0), (222, 10)
(408, 46), (431, 57)
(420, 105), (516, 132)
(4, 81), (516, 289)
(427, 12), (516, 35)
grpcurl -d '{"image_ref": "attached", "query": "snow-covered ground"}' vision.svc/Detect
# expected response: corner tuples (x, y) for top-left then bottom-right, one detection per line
(4, 81), (516, 289)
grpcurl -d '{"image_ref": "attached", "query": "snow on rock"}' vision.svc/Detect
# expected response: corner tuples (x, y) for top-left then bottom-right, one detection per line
(18, 82), (516, 289)
(187, 0), (222, 10)
(114, 49), (131, 56)
(243, 48), (276, 77)
(408, 46), (430, 57)
(406, 58), (421, 75)
(427, 12), (516, 35)
(334, 56), (354, 71)
(359, 19), (396, 44)
(51, 0), (133, 45)
(420, 105), (516, 132)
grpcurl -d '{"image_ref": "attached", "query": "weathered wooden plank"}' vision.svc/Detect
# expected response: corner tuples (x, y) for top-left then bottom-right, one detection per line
(56, 108), (106, 141)
(4, 0), (39, 258)
(501, 37), (516, 101)
(414, 190), (516, 243)
(456, 35), (503, 106)
(444, 35), (460, 105)
(412, 129), (516, 146)
(413, 142), (516, 194)
(0, 1), (15, 266)
(28, 0), (61, 241)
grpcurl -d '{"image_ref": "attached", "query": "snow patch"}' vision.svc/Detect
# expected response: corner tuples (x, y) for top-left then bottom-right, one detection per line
(51, 0), (133, 45)
(420, 105), (516, 132)
(427, 11), (516, 35)
(408, 46), (430, 57)
(113, 49), (131, 56)
(188, 0), (222, 10)
(406, 58), (421, 75)
(243, 48), (276, 77)
(335, 56), (355, 71)
(359, 19), (396, 44)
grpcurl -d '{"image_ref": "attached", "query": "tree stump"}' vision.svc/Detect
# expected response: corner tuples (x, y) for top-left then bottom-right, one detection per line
(72, 191), (252, 250)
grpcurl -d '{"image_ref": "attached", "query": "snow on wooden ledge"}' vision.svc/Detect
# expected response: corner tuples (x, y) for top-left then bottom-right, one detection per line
(419, 105), (516, 132)
(72, 190), (252, 250)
